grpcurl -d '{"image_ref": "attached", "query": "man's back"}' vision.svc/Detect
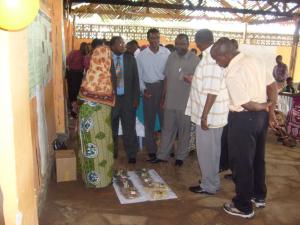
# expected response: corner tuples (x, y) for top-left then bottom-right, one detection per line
(226, 53), (274, 112)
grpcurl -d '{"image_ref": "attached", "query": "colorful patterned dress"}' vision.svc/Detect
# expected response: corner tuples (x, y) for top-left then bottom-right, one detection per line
(78, 45), (115, 188)
(79, 101), (114, 188)
(286, 96), (300, 140)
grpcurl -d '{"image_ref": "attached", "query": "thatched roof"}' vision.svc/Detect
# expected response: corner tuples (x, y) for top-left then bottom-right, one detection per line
(69, 0), (300, 25)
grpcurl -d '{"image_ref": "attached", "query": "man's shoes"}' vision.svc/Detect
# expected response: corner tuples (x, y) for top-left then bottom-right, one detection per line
(189, 185), (214, 195)
(128, 158), (136, 164)
(146, 153), (156, 161)
(224, 173), (233, 180)
(223, 202), (254, 219)
(175, 159), (183, 167)
(170, 152), (175, 157)
(151, 158), (167, 164)
(251, 198), (266, 208)
(70, 111), (77, 119)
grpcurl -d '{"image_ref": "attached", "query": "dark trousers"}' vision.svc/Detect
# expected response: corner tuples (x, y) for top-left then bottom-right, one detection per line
(112, 96), (138, 159)
(219, 124), (229, 172)
(228, 111), (268, 213)
(143, 82), (163, 154)
(66, 70), (83, 103)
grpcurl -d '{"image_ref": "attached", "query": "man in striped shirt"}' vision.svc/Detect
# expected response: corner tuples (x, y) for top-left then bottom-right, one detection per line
(186, 29), (229, 195)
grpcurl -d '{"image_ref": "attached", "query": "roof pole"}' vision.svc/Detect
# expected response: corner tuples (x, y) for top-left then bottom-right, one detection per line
(243, 22), (248, 44)
(289, 17), (300, 78)
(72, 14), (76, 50)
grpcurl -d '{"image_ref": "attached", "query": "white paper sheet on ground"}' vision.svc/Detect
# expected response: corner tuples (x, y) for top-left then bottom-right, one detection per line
(113, 169), (177, 204)
(112, 179), (148, 204)
(131, 169), (178, 201)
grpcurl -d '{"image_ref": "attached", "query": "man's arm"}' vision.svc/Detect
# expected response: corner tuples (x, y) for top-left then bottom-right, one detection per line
(241, 101), (270, 111)
(132, 57), (140, 108)
(201, 94), (217, 130)
(136, 55), (146, 93)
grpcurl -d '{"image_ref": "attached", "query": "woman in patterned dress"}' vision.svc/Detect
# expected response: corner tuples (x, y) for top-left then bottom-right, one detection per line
(77, 44), (116, 188)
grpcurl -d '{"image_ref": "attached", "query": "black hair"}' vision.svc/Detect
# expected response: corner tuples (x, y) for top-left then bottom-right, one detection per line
(286, 77), (293, 82)
(109, 36), (123, 47)
(91, 38), (104, 49)
(126, 40), (139, 47)
(147, 28), (160, 39)
(165, 44), (175, 52)
(176, 33), (189, 43)
(195, 29), (214, 45)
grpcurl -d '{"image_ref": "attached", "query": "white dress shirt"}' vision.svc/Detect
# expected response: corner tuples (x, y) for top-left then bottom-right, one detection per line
(136, 46), (170, 91)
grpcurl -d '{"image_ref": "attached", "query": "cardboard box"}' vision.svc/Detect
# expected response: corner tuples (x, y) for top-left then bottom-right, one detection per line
(55, 150), (77, 182)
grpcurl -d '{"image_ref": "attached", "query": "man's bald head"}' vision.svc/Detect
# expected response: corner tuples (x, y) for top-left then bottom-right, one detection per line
(210, 37), (239, 68)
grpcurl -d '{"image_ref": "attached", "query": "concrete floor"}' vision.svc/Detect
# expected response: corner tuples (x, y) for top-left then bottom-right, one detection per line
(40, 123), (300, 225)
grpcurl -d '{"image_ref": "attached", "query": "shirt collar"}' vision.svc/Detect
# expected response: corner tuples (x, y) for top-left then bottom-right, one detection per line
(175, 51), (190, 59)
(227, 52), (244, 72)
(112, 53), (123, 59)
(202, 45), (212, 57)
(146, 46), (165, 55)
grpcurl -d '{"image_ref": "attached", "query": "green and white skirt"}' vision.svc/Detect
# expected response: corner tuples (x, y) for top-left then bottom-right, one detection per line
(79, 101), (114, 188)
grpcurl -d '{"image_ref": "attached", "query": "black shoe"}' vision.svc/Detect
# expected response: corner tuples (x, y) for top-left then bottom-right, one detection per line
(146, 153), (156, 161)
(224, 174), (233, 180)
(175, 159), (183, 167)
(71, 111), (77, 119)
(251, 198), (266, 208)
(189, 185), (214, 195)
(223, 202), (254, 218)
(170, 152), (175, 158)
(151, 158), (167, 164)
(128, 158), (136, 164)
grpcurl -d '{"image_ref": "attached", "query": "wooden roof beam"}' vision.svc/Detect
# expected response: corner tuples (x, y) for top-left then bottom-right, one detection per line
(244, 2), (270, 23)
(248, 0), (300, 3)
(73, 9), (239, 22)
(219, 0), (244, 22)
(71, 0), (300, 17)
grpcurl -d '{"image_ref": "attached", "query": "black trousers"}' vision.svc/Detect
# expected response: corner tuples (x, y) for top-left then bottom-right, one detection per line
(112, 96), (138, 159)
(66, 70), (83, 103)
(219, 124), (229, 172)
(228, 111), (268, 213)
(143, 82), (163, 154)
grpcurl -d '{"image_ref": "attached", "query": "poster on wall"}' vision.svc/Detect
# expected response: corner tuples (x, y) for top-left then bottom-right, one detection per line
(27, 10), (53, 98)
(27, 10), (53, 177)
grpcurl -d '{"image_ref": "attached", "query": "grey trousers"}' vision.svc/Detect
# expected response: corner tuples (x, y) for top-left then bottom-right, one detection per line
(157, 109), (191, 160)
(143, 82), (163, 154)
(196, 125), (223, 194)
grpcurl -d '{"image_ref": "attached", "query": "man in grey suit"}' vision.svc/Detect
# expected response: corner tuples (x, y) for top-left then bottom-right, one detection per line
(110, 36), (140, 164)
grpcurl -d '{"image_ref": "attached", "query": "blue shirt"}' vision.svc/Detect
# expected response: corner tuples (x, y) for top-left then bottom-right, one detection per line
(112, 53), (125, 95)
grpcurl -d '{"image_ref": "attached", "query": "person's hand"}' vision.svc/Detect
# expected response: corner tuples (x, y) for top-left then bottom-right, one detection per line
(268, 110), (278, 130)
(263, 102), (273, 112)
(71, 101), (79, 114)
(183, 75), (193, 84)
(201, 117), (209, 130)
(143, 89), (152, 98)
(133, 99), (138, 108)
(160, 97), (165, 108)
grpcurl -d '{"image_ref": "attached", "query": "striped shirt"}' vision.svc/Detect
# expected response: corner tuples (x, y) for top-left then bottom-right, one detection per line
(185, 46), (229, 128)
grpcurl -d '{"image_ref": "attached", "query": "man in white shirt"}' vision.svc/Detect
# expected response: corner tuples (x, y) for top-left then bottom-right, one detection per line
(136, 28), (170, 161)
(211, 37), (277, 219)
(186, 29), (229, 195)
